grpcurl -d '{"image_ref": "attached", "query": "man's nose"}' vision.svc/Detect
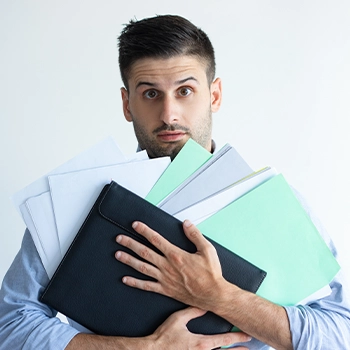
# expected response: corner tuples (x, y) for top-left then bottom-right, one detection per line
(159, 95), (180, 125)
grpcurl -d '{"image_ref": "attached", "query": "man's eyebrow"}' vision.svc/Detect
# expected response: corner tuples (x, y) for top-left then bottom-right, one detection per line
(135, 76), (199, 89)
(175, 76), (199, 85)
(136, 81), (155, 88)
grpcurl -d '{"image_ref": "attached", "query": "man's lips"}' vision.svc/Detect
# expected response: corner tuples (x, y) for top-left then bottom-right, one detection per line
(157, 131), (186, 142)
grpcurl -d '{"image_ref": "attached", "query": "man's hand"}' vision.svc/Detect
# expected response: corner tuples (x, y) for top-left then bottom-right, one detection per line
(115, 219), (227, 310)
(149, 307), (251, 350)
(114, 219), (293, 349)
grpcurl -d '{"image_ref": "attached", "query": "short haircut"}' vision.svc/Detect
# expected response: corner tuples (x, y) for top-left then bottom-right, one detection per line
(118, 15), (216, 89)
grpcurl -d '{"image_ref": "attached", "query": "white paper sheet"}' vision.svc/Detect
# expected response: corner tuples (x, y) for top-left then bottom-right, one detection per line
(25, 192), (62, 278)
(12, 137), (127, 276)
(174, 167), (277, 224)
(159, 144), (253, 215)
(127, 150), (149, 161)
(49, 157), (170, 256)
(11, 136), (126, 218)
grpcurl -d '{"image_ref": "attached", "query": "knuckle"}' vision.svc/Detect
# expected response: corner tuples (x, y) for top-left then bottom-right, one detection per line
(222, 334), (233, 345)
(123, 254), (132, 264)
(149, 234), (161, 247)
(122, 237), (132, 248)
(168, 251), (182, 265)
(188, 226), (199, 239)
(196, 343), (207, 350)
(138, 224), (146, 234)
(143, 282), (153, 291)
(130, 279), (137, 287)
(139, 263), (148, 274)
(139, 247), (150, 259)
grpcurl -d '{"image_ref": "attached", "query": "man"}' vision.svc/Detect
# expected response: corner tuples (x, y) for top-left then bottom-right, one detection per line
(0, 14), (349, 350)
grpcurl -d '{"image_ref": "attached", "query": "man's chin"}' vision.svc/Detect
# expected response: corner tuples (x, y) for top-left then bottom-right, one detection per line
(147, 141), (186, 160)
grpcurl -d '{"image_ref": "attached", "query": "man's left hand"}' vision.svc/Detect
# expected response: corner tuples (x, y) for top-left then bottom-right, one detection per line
(115, 219), (227, 310)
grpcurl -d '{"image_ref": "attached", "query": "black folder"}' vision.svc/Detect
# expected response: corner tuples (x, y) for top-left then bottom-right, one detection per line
(41, 181), (266, 337)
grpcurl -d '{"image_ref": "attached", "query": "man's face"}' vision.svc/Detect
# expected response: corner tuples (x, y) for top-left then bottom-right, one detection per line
(121, 55), (222, 159)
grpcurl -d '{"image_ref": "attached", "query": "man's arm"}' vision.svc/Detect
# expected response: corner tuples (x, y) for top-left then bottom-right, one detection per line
(116, 220), (293, 350)
(66, 307), (251, 350)
(0, 230), (79, 349)
(115, 219), (350, 350)
(285, 189), (350, 348)
(0, 230), (251, 350)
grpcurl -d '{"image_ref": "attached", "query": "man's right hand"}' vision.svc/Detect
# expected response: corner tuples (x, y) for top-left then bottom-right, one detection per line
(148, 307), (251, 349)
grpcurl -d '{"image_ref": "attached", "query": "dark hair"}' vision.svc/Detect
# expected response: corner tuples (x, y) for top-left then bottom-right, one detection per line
(118, 15), (216, 89)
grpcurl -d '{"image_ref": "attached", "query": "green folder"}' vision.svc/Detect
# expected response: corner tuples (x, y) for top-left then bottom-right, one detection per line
(145, 139), (212, 205)
(197, 174), (340, 306)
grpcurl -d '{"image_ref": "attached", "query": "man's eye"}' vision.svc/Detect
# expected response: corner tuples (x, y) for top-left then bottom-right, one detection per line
(178, 87), (192, 96)
(144, 90), (159, 99)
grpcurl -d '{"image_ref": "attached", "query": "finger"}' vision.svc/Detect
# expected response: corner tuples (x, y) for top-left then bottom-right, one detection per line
(115, 249), (159, 280)
(176, 306), (252, 348)
(169, 307), (207, 324)
(202, 331), (252, 349)
(182, 220), (212, 252)
(120, 275), (163, 294)
(170, 308), (252, 347)
(131, 221), (179, 256)
(116, 233), (161, 267)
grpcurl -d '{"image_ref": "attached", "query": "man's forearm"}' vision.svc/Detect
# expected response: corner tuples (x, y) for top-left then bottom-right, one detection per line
(65, 307), (252, 350)
(66, 333), (153, 350)
(210, 280), (293, 350)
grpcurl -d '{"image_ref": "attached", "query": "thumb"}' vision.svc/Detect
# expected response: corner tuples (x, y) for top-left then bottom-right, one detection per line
(183, 220), (209, 252)
(172, 307), (207, 324)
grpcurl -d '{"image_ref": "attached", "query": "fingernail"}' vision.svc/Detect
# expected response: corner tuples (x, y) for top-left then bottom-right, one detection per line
(184, 219), (192, 228)
(132, 221), (138, 229)
(116, 235), (122, 243)
(115, 251), (121, 259)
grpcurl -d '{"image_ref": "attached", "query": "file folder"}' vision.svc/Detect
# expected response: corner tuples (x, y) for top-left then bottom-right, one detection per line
(197, 174), (340, 306)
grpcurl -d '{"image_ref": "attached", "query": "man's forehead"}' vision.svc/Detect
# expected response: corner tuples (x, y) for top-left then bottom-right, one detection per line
(127, 55), (208, 88)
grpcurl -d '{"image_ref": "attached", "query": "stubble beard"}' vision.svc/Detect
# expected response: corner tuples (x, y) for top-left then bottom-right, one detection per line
(131, 110), (213, 160)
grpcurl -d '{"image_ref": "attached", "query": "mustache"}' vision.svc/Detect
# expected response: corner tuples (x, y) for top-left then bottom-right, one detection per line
(153, 124), (190, 134)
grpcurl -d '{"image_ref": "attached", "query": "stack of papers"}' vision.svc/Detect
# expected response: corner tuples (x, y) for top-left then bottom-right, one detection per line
(12, 136), (340, 308)
(11, 137), (171, 278)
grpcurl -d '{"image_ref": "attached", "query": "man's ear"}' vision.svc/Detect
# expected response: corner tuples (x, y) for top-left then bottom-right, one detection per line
(210, 77), (222, 113)
(121, 87), (133, 122)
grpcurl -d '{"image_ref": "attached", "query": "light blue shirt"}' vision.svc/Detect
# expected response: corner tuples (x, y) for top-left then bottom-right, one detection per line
(1, 191), (350, 349)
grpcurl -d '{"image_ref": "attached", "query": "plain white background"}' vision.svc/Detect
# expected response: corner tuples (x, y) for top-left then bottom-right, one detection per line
(1, 1), (349, 287)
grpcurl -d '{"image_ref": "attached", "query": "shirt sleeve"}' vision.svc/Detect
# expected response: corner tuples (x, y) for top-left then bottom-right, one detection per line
(284, 189), (350, 350)
(0, 229), (80, 350)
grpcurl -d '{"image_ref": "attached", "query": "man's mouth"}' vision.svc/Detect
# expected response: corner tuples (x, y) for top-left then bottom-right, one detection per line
(157, 131), (187, 142)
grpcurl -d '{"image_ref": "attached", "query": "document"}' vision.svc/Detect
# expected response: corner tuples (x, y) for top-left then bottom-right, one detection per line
(175, 167), (277, 224)
(11, 136), (126, 217)
(11, 137), (129, 276)
(197, 174), (340, 306)
(24, 192), (62, 278)
(11, 137), (127, 251)
(145, 138), (212, 205)
(49, 157), (170, 256)
(126, 150), (149, 161)
(158, 144), (253, 215)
